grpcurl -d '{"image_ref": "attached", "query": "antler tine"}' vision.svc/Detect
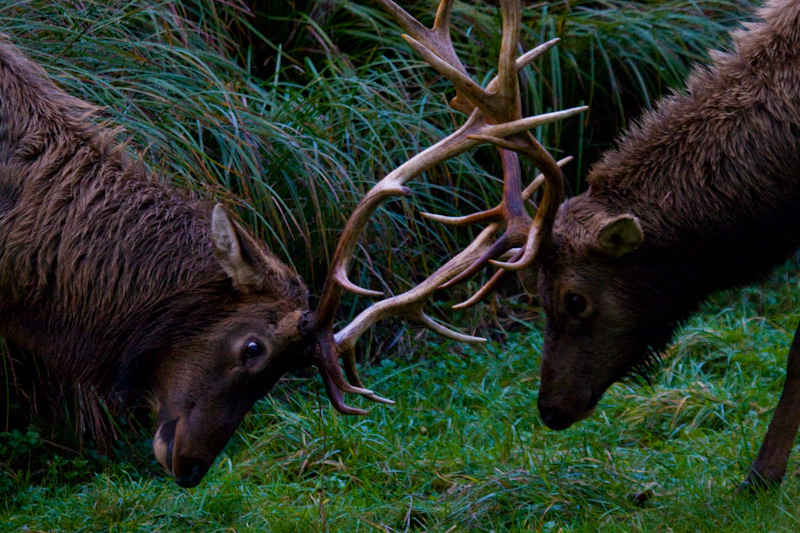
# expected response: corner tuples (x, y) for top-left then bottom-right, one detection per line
(375, 0), (477, 115)
(420, 205), (503, 226)
(341, 345), (395, 405)
(494, 0), (522, 119)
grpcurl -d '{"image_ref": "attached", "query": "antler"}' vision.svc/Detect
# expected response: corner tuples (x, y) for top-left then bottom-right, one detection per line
(300, 0), (586, 413)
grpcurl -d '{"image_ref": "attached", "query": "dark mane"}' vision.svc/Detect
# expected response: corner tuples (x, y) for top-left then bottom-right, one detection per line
(583, 0), (800, 290)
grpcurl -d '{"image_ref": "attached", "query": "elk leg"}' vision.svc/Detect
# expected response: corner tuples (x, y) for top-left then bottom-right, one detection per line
(740, 322), (800, 491)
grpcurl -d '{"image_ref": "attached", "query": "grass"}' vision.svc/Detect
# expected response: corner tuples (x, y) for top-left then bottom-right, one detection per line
(3, 260), (800, 531)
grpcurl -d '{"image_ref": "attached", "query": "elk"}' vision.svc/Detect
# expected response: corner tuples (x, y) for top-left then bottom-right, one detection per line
(462, 0), (800, 490)
(0, 0), (583, 488)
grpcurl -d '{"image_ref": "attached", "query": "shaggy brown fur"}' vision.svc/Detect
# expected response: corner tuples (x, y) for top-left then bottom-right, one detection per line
(0, 37), (310, 488)
(533, 0), (800, 489)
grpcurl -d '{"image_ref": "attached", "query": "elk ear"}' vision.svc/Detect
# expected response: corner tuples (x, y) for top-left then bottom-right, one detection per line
(210, 204), (264, 291)
(593, 214), (644, 257)
(517, 267), (539, 296)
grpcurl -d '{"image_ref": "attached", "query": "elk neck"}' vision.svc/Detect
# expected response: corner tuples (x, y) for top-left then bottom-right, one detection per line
(581, 0), (800, 298)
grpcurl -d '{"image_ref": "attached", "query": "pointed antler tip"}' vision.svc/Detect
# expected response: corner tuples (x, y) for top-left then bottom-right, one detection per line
(334, 270), (384, 298)
(489, 257), (527, 271)
(335, 405), (370, 416)
(366, 393), (396, 405)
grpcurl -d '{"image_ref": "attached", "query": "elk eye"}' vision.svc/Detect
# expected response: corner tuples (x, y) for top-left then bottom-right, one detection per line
(564, 292), (588, 317)
(243, 340), (265, 359)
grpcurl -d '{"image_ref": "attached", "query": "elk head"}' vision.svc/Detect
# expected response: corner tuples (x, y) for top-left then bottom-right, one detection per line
(533, 198), (656, 430)
(533, 197), (690, 431)
(152, 0), (584, 487)
(151, 204), (311, 488)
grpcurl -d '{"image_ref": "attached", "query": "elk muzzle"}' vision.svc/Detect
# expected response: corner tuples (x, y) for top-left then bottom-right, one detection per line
(537, 357), (598, 430)
(153, 415), (225, 488)
(537, 390), (597, 430)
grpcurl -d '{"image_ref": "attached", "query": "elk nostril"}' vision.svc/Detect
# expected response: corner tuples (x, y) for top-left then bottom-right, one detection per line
(538, 396), (575, 431)
(176, 464), (204, 488)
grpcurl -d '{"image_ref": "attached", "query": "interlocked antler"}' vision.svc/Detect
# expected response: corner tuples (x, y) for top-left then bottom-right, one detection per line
(300, 0), (587, 413)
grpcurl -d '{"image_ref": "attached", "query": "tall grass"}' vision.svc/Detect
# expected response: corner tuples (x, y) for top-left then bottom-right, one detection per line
(0, 0), (759, 304)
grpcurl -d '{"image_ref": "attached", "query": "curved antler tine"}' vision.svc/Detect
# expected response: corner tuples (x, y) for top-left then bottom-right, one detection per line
(420, 205), (503, 226)
(453, 259), (514, 310)
(340, 346), (396, 405)
(417, 311), (486, 343)
(439, 234), (512, 289)
(318, 368), (369, 416)
(362, 392), (395, 405)
(313, 330), (373, 396)
(334, 269), (384, 298)
(516, 38), (560, 72)
(482, 106), (589, 140)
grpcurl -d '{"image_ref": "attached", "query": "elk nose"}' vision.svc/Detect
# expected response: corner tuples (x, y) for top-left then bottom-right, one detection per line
(538, 395), (578, 431)
(175, 463), (204, 488)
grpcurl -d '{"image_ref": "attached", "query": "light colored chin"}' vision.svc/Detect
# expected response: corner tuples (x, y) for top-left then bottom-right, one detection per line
(152, 430), (172, 476)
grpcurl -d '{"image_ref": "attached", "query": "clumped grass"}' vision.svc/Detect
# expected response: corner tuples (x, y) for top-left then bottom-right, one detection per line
(0, 0), (759, 298)
(4, 262), (800, 531)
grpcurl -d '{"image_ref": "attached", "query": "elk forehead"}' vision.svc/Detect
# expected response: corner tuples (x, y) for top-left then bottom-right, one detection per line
(257, 307), (306, 348)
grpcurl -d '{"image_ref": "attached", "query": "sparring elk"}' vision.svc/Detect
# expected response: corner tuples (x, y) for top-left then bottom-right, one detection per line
(0, 0), (582, 487)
